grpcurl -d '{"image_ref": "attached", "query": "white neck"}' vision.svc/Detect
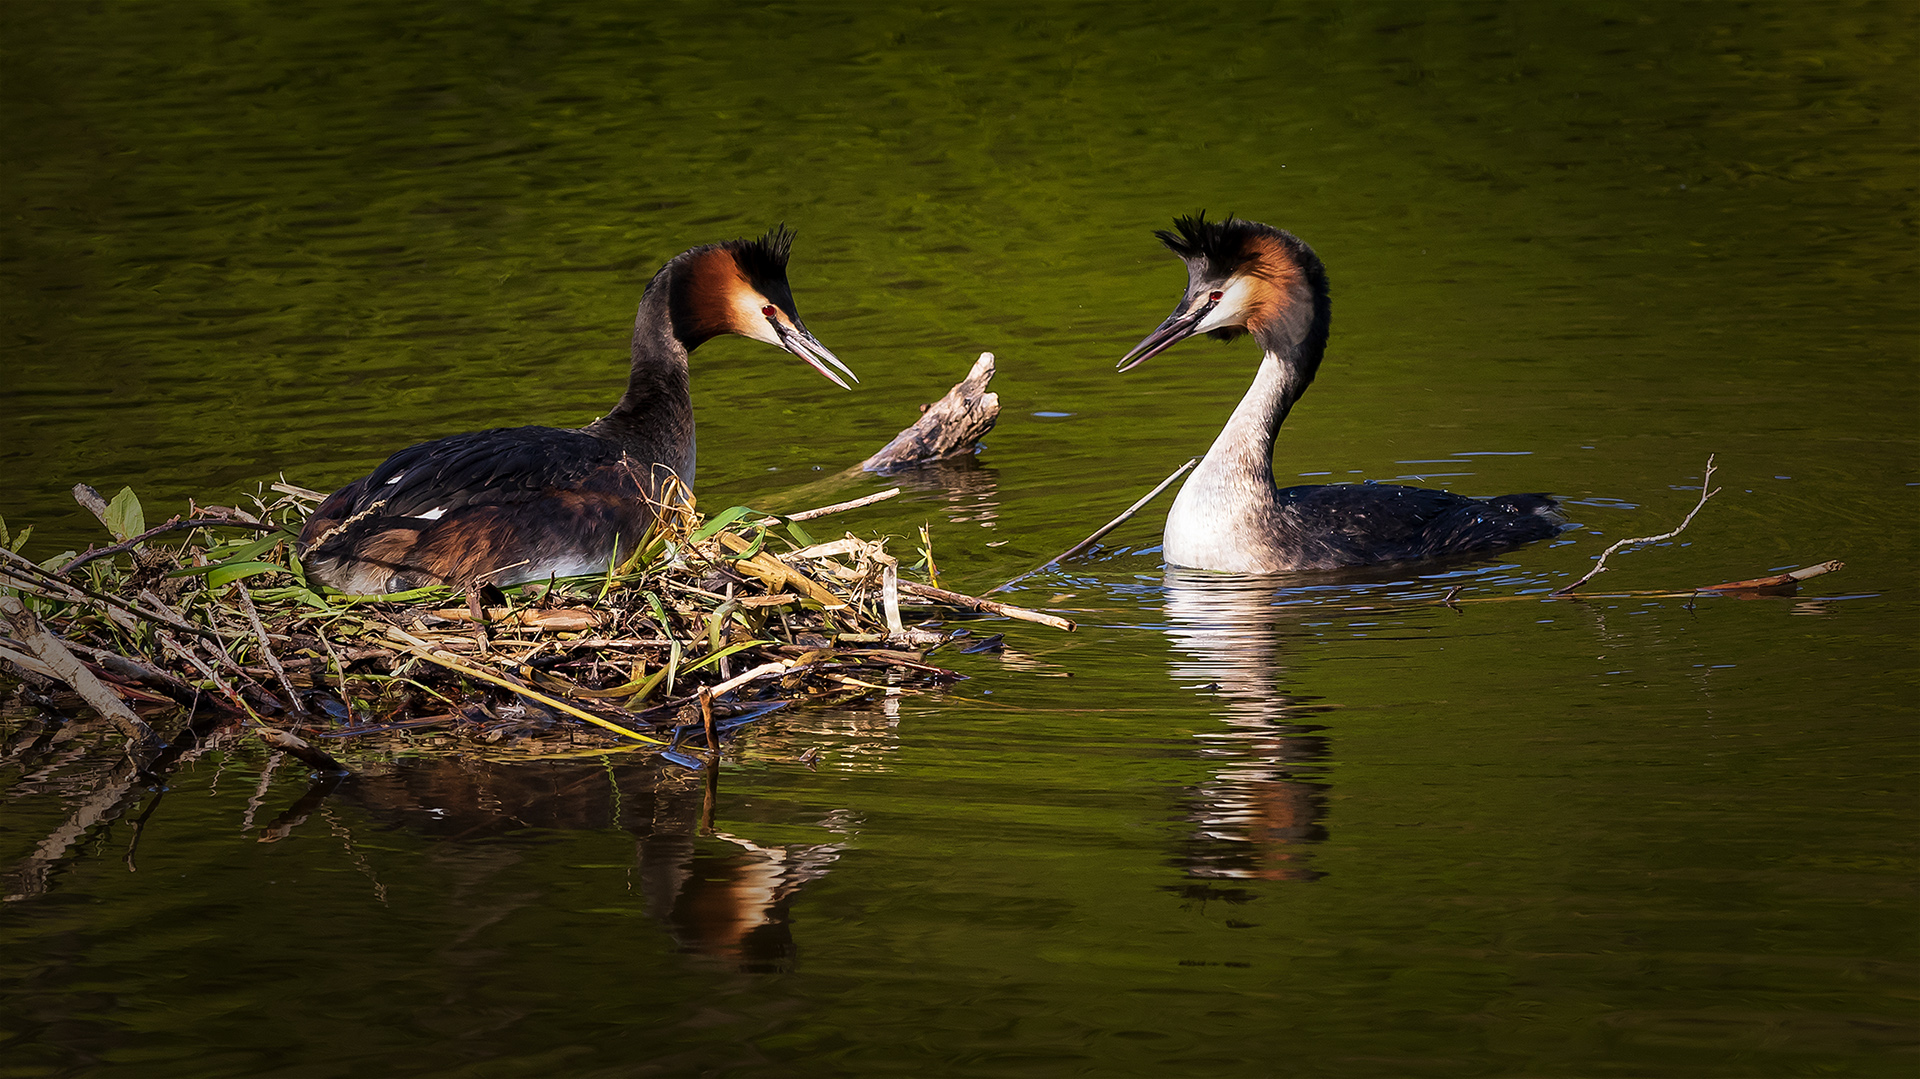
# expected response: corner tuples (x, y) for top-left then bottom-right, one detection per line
(1162, 350), (1302, 573)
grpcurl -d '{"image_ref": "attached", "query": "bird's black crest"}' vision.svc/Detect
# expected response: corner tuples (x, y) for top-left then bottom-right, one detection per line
(728, 225), (795, 289)
(1154, 212), (1267, 280)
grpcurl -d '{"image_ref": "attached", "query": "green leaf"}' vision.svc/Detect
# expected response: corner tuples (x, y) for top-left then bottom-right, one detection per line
(785, 521), (816, 548)
(208, 561), (284, 588)
(644, 590), (682, 697)
(683, 638), (772, 675)
(251, 585), (331, 610)
(5, 522), (32, 555)
(0, 514), (9, 548)
(691, 505), (758, 541)
(168, 530), (293, 577)
(103, 487), (145, 543)
(319, 584), (453, 605)
(224, 529), (293, 563)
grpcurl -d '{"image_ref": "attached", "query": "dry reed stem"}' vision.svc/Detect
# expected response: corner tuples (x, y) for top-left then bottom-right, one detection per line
(232, 581), (305, 715)
(757, 487), (902, 526)
(383, 626), (666, 745)
(896, 580), (1076, 631)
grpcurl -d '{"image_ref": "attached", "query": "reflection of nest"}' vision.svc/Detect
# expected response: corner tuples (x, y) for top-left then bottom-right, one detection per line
(336, 754), (855, 972)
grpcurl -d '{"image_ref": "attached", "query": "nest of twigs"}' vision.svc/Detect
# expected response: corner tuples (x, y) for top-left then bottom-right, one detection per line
(1, 479), (1070, 774)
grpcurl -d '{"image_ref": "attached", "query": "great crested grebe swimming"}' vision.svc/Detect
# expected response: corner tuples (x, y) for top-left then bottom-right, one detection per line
(1117, 214), (1559, 574)
(298, 227), (852, 594)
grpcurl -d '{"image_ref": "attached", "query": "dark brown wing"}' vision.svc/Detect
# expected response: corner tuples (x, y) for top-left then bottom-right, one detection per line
(298, 426), (673, 592)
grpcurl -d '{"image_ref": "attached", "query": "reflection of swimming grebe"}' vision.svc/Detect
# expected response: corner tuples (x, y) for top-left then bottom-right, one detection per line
(1118, 214), (1559, 574)
(1164, 571), (1330, 883)
(299, 228), (854, 594)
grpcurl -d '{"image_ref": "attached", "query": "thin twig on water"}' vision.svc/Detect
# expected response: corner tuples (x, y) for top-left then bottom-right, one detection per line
(897, 580), (1076, 631)
(758, 487), (902, 526)
(990, 457), (1197, 594)
(1553, 455), (1721, 596)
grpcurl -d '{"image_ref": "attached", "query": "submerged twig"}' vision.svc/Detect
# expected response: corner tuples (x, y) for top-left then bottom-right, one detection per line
(252, 726), (347, 774)
(1553, 455), (1721, 596)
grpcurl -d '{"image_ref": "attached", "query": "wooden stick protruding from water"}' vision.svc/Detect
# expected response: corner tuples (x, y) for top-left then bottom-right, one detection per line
(860, 353), (1000, 472)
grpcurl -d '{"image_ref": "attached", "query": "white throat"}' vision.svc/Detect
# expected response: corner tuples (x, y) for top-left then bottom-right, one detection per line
(1162, 350), (1300, 573)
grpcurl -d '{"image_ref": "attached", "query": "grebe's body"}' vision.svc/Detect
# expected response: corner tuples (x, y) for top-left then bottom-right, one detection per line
(298, 228), (851, 594)
(1120, 215), (1558, 574)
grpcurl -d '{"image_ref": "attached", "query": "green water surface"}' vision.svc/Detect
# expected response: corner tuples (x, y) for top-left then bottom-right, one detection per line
(2, 2), (1915, 1076)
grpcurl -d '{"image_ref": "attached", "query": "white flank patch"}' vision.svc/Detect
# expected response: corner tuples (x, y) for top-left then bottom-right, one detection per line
(413, 507), (447, 521)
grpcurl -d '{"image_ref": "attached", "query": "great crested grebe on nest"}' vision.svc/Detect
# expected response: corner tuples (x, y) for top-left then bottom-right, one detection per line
(298, 227), (854, 594)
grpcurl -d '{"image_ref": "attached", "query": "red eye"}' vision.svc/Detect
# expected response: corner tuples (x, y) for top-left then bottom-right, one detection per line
(1209, 291), (1224, 303)
(762, 304), (779, 319)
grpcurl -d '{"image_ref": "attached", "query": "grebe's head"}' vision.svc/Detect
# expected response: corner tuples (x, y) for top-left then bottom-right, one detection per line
(669, 225), (856, 389)
(1117, 213), (1329, 376)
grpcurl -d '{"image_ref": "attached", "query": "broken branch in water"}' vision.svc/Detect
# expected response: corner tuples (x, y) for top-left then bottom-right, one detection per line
(1696, 560), (1845, 594)
(1553, 455), (1721, 596)
(860, 353), (1000, 472)
(0, 595), (159, 748)
(991, 457), (1198, 594)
